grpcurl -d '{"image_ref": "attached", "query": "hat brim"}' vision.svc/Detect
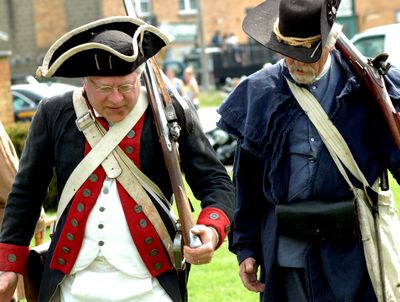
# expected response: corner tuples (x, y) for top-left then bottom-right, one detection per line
(37, 16), (170, 78)
(243, 0), (329, 63)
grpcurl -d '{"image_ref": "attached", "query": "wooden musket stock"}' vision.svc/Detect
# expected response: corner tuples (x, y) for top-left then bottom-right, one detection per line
(335, 32), (400, 150)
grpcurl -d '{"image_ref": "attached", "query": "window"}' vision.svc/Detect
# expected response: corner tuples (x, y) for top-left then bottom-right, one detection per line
(135, 0), (151, 17)
(159, 23), (197, 43)
(179, 0), (197, 14)
(396, 10), (400, 23)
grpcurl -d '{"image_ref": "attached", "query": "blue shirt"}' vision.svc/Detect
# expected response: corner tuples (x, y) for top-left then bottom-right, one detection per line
(278, 56), (343, 267)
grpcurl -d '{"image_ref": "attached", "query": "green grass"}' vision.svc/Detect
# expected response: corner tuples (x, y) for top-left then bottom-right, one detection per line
(184, 181), (258, 302)
(198, 90), (226, 108)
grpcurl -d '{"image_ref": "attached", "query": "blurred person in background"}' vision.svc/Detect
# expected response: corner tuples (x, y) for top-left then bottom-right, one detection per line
(182, 66), (200, 109)
(165, 67), (185, 96)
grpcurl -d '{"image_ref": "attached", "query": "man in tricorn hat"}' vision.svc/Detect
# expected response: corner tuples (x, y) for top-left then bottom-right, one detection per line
(0, 16), (234, 301)
(217, 0), (400, 301)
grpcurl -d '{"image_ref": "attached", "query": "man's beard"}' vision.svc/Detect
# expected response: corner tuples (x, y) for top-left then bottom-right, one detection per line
(288, 64), (317, 85)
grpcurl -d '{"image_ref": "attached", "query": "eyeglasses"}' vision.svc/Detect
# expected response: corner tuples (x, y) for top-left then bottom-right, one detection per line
(88, 78), (137, 95)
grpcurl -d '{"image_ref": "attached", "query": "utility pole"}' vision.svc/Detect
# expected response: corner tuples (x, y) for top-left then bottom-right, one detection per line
(197, 0), (210, 90)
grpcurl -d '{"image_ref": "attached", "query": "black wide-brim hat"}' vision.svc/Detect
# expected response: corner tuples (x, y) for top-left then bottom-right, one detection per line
(243, 0), (341, 63)
(36, 16), (169, 78)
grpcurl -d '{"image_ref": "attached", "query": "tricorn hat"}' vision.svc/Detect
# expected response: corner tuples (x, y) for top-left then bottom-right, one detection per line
(36, 16), (169, 78)
(243, 0), (341, 63)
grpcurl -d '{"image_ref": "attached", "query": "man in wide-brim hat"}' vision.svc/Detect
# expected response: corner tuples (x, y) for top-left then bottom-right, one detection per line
(217, 0), (400, 301)
(0, 16), (234, 302)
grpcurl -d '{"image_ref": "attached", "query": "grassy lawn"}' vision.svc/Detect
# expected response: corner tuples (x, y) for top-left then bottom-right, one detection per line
(198, 89), (227, 108)
(184, 180), (258, 302)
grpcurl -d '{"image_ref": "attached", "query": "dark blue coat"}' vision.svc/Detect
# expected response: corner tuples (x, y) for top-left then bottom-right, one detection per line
(218, 49), (400, 301)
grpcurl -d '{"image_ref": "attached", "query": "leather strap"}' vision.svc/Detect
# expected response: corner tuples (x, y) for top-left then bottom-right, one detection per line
(286, 79), (370, 187)
(56, 88), (148, 226)
(62, 88), (175, 261)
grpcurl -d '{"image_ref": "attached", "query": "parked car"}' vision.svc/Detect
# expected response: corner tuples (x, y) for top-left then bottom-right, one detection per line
(11, 82), (78, 121)
(197, 107), (236, 165)
(351, 24), (400, 68)
(11, 74), (40, 85)
(12, 90), (38, 122)
(12, 83), (78, 104)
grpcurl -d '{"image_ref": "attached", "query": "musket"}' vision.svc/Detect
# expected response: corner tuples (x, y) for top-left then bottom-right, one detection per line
(335, 32), (400, 150)
(123, 0), (201, 270)
(335, 32), (397, 301)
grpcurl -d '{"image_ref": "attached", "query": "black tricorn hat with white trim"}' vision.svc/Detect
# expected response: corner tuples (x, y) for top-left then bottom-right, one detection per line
(243, 0), (341, 63)
(36, 16), (169, 78)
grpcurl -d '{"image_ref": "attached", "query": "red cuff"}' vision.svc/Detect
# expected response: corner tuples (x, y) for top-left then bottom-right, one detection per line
(197, 207), (231, 249)
(0, 243), (29, 274)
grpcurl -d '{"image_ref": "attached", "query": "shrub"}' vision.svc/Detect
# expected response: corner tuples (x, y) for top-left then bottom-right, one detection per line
(5, 122), (30, 157)
(5, 122), (58, 212)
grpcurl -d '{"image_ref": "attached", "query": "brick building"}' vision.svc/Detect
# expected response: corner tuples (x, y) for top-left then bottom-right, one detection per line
(1, 0), (400, 78)
(0, 0), (399, 121)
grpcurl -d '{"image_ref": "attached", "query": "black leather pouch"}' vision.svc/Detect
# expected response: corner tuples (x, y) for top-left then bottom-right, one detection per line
(275, 199), (359, 241)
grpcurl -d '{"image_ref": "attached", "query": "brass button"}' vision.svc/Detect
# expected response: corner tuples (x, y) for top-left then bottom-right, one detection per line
(67, 233), (74, 241)
(210, 213), (219, 220)
(99, 207), (105, 212)
(77, 203), (85, 212)
(145, 237), (153, 245)
(134, 205), (143, 213)
(71, 218), (79, 227)
(125, 146), (134, 154)
(83, 189), (91, 197)
(98, 224), (104, 229)
(58, 258), (66, 265)
(89, 173), (98, 182)
(154, 262), (163, 270)
(7, 254), (17, 263)
(62, 247), (71, 254)
(149, 249), (158, 257)
(103, 187), (109, 194)
(139, 219), (147, 228)
(98, 241), (105, 246)
(127, 130), (135, 138)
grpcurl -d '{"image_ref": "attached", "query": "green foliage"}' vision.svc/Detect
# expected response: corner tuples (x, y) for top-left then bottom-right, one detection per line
(5, 122), (30, 157)
(5, 122), (58, 212)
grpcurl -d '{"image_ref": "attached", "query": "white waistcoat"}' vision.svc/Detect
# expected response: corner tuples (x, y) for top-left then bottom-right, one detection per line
(71, 177), (149, 277)
(60, 177), (172, 302)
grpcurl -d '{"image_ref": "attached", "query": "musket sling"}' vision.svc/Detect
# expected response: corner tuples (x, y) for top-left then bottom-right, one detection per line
(286, 79), (400, 302)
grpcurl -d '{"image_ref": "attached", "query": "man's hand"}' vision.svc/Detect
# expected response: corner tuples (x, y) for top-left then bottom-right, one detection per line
(183, 224), (218, 265)
(0, 271), (18, 302)
(239, 257), (265, 293)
